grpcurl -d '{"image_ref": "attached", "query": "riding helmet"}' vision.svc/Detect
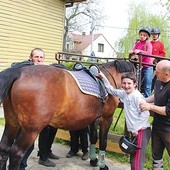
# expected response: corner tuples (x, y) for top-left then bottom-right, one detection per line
(139, 27), (151, 37)
(119, 136), (141, 154)
(151, 27), (161, 34)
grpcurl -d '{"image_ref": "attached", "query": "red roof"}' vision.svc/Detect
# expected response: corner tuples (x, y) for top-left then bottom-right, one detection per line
(69, 32), (101, 51)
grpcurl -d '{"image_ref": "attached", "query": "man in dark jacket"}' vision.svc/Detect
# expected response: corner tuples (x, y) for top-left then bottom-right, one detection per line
(19, 48), (59, 169)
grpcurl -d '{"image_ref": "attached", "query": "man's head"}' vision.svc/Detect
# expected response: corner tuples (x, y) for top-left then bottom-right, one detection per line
(155, 60), (170, 82)
(29, 48), (45, 65)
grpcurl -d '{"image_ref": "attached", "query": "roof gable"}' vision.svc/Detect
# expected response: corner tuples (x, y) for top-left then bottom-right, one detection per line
(68, 32), (115, 52)
(69, 33), (102, 51)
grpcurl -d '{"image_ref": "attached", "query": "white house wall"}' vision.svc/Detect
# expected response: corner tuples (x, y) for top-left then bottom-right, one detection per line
(83, 35), (116, 58)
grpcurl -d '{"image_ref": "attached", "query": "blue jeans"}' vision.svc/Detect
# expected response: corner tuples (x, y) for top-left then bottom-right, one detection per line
(141, 67), (153, 97)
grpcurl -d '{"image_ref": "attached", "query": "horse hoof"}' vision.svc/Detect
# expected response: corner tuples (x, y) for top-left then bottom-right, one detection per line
(100, 165), (109, 170)
(90, 158), (98, 167)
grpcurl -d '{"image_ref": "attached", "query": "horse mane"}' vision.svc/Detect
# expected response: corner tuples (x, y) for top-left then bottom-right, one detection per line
(50, 63), (68, 70)
(113, 60), (134, 73)
(103, 60), (134, 73)
(0, 61), (33, 103)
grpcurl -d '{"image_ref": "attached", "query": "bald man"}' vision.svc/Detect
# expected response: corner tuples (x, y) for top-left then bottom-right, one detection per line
(140, 60), (170, 170)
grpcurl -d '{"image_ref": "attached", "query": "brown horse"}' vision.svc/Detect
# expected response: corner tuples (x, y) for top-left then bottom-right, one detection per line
(0, 60), (134, 170)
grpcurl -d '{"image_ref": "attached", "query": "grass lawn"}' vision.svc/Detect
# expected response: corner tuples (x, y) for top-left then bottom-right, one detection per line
(0, 118), (5, 126)
(110, 108), (170, 170)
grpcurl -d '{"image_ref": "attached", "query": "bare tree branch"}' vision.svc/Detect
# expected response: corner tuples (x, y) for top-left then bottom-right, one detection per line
(63, 0), (105, 51)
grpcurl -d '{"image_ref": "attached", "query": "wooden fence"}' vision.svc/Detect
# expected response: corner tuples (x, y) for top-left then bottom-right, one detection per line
(54, 52), (169, 155)
(55, 103), (125, 155)
(56, 129), (124, 154)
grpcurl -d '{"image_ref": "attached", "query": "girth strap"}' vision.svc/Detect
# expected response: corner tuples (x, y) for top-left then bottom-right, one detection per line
(73, 62), (106, 125)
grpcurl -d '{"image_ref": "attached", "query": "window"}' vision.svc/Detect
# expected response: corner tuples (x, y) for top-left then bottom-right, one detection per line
(98, 43), (104, 52)
(66, 44), (69, 50)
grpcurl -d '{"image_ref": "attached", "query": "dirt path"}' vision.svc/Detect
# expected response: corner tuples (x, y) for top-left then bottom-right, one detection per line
(0, 126), (130, 170)
(0, 106), (130, 170)
(27, 141), (130, 170)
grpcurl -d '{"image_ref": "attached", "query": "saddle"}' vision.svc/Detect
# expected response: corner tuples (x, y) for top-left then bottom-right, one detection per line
(72, 62), (107, 101)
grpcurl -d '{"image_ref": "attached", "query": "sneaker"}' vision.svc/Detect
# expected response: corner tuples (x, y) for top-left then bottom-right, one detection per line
(82, 152), (88, 160)
(38, 158), (56, 167)
(66, 151), (77, 158)
(48, 152), (60, 159)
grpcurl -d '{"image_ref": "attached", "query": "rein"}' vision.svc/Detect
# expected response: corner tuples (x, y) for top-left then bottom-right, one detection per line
(101, 65), (118, 89)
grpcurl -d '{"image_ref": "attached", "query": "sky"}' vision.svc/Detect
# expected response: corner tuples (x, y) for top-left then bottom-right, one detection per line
(97, 0), (162, 45)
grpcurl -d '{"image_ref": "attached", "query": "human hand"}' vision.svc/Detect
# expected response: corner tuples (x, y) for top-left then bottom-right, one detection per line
(139, 100), (151, 111)
(96, 71), (104, 78)
(132, 132), (138, 136)
(129, 50), (134, 54)
(129, 51), (138, 60)
(133, 49), (140, 54)
(153, 58), (158, 65)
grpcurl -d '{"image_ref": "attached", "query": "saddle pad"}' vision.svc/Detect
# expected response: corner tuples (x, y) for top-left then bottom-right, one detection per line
(67, 70), (107, 98)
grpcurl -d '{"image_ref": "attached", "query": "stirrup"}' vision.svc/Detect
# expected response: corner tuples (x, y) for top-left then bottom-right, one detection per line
(89, 64), (100, 76)
(73, 62), (85, 71)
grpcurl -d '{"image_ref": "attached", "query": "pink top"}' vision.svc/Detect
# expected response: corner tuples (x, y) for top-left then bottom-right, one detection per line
(132, 40), (153, 68)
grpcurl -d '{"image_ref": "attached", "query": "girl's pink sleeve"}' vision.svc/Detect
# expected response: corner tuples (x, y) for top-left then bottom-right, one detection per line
(140, 42), (152, 54)
(132, 43), (137, 50)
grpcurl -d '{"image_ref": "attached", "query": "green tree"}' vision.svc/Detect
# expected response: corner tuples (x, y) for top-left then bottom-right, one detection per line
(116, 3), (170, 58)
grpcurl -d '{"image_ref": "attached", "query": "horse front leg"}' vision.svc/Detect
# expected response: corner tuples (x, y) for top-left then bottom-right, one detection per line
(89, 122), (98, 167)
(0, 124), (19, 170)
(98, 117), (113, 170)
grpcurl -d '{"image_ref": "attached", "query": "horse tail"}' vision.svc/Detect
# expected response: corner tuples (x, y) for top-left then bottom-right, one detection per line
(0, 61), (33, 103)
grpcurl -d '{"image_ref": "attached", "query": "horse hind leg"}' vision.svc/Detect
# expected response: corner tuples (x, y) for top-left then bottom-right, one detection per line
(0, 143), (8, 170)
(8, 130), (37, 170)
(0, 124), (19, 170)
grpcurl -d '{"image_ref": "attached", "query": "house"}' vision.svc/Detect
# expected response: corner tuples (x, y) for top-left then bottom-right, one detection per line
(0, 0), (86, 71)
(66, 32), (117, 59)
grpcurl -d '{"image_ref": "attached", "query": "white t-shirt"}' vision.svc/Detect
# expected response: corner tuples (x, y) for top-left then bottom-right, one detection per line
(102, 75), (150, 133)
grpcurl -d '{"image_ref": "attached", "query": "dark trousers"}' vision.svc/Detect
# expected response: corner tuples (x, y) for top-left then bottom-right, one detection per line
(152, 128), (170, 160)
(69, 127), (89, 154)
(38, 125), (58, 160)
